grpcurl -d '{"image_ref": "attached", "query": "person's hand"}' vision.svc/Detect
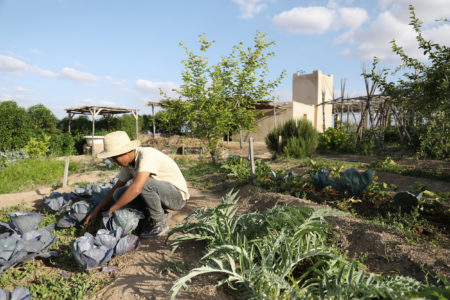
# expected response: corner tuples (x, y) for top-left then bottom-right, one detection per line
(83, 210), (98, 227)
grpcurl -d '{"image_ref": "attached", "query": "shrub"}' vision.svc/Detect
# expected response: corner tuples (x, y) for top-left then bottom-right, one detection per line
(27, 104), (58, 135)
(24, 135), (50, 158)
(383, 126), (401, 144)
(48, 132), (75, 156)
(418, 112), (449, 159)
(0, 101), (34, 151)
(318, 127), (354, 153)
(265, 118), (318, 158)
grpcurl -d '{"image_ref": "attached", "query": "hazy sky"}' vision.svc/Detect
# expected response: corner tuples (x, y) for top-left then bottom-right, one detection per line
(1, 0), (449, 118)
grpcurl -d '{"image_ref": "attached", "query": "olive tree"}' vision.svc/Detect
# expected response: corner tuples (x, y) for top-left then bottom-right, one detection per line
(162, 32), (285, 162)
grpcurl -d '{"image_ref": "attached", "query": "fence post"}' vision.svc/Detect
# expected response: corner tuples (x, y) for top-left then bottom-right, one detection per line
(278, 135), (282, 153)
(63, 157), (69, 188)
(239, 131), (243, 149)
(181, 145), (185, 155)
(249, 138), (255, 185)
(199, 147), (203, 162)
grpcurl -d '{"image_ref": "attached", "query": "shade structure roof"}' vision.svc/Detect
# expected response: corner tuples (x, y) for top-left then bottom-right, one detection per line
(65, 105), (140, 155)
(65, 105), (139, 115)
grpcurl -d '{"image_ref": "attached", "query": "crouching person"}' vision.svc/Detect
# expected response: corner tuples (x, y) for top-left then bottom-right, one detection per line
(83, 131), (189, 237)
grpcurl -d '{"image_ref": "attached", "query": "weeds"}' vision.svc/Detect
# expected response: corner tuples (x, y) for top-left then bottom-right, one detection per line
(179, 160), (223, 190)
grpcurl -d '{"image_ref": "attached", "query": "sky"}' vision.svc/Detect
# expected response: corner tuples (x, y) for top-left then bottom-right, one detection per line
(0, 0), (449, 119)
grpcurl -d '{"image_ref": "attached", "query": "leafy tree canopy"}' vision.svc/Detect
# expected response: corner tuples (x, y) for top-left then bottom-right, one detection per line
(27, 104), (58, 134)
(161, 32), (286, 161)
(366, 5), (449, 159)
(0, 101), (33, 151)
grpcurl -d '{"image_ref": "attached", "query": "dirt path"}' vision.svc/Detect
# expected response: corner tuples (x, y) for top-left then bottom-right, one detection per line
(0, 170), (117, 209)
(93, 185), (232, 300)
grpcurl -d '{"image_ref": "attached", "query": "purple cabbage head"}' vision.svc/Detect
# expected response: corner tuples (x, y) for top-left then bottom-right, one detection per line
(0, 286), (32, 300)
(72, 232), (113, 270)
(103, 208), (144, 237)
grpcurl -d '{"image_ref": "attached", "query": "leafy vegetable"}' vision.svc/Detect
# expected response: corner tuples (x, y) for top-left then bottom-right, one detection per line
(310, 168), (333, 191)
(0, 212), (42, 235)
(57, 201), (93, 228)
(43, 192), (76, 213)
(94, 229), (121, 249)
(115, 234), (141, 256)
(393, 191), (423, 212)
(72, 232), (113, 270)
(0, 286), (31, 300)
(0, 212), (57, 274)
(103, 208), (144, 237)
(332, 168), (374, 199)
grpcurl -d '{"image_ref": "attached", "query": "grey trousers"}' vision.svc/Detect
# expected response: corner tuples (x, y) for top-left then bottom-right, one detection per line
(113, 178), (186, 223)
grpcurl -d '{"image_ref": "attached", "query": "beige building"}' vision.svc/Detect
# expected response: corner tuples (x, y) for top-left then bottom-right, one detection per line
(237, 70), (334, 142)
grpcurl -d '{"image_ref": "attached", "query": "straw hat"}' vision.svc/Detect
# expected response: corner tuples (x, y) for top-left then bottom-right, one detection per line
(97, 131), (141, 159)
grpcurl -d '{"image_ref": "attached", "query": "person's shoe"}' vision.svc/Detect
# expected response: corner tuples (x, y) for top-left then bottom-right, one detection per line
(140, 222), (169, 238)
(162, 212), (172, 223)
(140, 212), (172, 238)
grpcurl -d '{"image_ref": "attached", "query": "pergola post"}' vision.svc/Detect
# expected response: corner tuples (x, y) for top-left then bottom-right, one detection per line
(131, 109), (139, 139)
(68, 113), (73, 134)
(89, 107), (102, 156)
(146, 101), (162, 138)
(152, 104), (156, 138)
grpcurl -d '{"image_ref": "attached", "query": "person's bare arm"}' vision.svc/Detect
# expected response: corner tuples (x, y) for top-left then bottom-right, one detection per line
(83, 179), (126, 226)
(107, 171), (150, 214)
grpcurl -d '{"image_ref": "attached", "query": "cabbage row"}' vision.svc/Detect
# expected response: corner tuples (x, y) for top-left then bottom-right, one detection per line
(1, 175), (143, 276)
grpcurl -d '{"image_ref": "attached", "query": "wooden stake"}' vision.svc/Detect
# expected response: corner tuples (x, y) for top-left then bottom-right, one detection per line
(278, 135), (282, 153)
(63, 157), (69, 188)
(249, 138), (255, 185)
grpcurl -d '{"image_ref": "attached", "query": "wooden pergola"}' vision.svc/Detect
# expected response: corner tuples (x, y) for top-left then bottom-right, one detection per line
(146, 101), (162, 137)
(65, 106), (139, 155)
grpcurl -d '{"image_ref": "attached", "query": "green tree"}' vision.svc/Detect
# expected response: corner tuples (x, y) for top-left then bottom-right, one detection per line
(371, 5), (449, 158)
(27, 104), (58, 135)
(58, 115), (91, 135)
(155, 108), (186, 135)
(0, 101), (34, 151)
(162, 32), (285, 162)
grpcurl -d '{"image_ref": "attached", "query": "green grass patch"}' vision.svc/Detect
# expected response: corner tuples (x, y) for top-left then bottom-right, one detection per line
(177, 158), (223, 190)
(0, 158), (83, 194)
